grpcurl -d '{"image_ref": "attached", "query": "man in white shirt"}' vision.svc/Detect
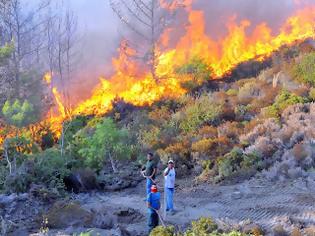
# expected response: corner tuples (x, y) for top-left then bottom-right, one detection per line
(163, 160), (176, 214)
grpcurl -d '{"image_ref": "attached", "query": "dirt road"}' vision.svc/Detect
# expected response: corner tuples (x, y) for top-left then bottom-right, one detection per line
(31, 174), (315, 236)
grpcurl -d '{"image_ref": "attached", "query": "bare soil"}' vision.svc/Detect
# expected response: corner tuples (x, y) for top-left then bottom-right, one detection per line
(29, 172), (315, 236)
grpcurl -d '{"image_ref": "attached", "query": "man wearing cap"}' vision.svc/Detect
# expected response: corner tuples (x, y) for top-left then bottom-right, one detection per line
(147, 184), (161, 233)
(164, 160), (176, 214)
(141, 152), (157, 195)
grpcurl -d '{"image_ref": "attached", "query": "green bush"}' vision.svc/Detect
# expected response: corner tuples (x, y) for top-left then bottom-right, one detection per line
(176, 57), (212, 90)
(0, 164), (8, 192)
(178, 94), (223, 133)
(262, 90), (306, 118)
(33, 148), (71, 192)
(217, 148), (243, 178)
(2, 99), (36, 127)
(0, 42), (13, 63)
(226, 89), (238, 96)
(78, 118), (132, 172)
(241, 152), (263, 170)
(184, 217), (218, 235)
(292, 52), (315, 86)
(150, 226), (176, 236)
(309, 87), (315, 101)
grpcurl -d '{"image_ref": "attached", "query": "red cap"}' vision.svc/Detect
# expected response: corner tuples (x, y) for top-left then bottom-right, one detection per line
(151, 185), (157, 193)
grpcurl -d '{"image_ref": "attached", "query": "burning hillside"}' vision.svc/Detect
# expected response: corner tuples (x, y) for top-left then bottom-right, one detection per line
(44, 1), (315, 135)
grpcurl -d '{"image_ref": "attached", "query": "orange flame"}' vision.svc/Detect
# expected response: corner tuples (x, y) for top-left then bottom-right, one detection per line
(43, 5), (315, 135)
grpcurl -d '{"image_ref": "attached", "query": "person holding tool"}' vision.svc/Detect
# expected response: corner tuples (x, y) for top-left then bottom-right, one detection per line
(164, 160), (176, 215)
(147, 184), (161, 233)
(141, 152), (157, 195)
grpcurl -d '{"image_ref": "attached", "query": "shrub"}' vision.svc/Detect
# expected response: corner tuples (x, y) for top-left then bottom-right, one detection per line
(238, 81), (261, 104)
(262, 90), (306, 118)
(178, 94), (223, 133)
(309, 87), (315, 101)
(192, 138), (215, 154)
(33, 148), (71, 192)
(226, 89), (238, 96)
(0, 164), (8, 192)
(185, 217), (218, 236)
(292, 52), (315, 86)
(78, 118), (132, 172)
(150, 226), (176, 236)
(176, 57), (212, 90)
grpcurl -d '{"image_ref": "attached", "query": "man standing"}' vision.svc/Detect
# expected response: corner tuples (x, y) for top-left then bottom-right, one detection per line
(141, 152), (157, 195)
(147, 184), (161, 234)
(164, 160), (176, 214)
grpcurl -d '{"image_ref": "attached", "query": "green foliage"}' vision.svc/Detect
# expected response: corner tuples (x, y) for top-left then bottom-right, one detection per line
(0, 43), (13, 64)
(150, 218), (251, 236)
(150, 226), (176, 236)
(78, 118), (132, 171)
(263, 90), (306, 118)
(5, 134), (39, 162)
(33, 148), (71, 192)
(292, 52), (315, 86)
(226, 89), (238, 96)
(177, 94), (223, 133)
(184, 217), (218, 236)
(0, 164), (8, 192)
(176, 57), (212, 90)
(217, 148), (243, 178)
(2, 99), (36, 127)
(218, 148), (262, 178)
(309, 87), (315, 101)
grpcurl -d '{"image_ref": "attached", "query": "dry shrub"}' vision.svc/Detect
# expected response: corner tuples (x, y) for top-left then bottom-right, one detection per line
(192, 138), (214, 154)
(197, 126), (217, 139)
(293, 85), (309, 97)
(279, 127), (294, 145)
(290, 227), (302, 236)
(292, 143), (308, 163)
(148, 106), (172, 124)
(217, 122), (243, 141)
(238, 81), (261, 104)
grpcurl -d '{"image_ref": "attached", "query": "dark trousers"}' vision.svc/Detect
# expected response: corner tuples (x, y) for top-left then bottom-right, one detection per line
(148, 211), (159, 233)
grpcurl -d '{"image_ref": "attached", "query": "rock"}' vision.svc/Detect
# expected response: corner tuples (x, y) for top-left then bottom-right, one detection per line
(64, 169), (98, 193)
(273, 225), (288, 236)
(0, 194), (17, 205)
(45, 201), (93, 228)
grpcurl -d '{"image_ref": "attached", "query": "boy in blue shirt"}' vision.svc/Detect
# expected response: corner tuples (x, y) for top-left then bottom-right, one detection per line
(147, 184), (161, 234)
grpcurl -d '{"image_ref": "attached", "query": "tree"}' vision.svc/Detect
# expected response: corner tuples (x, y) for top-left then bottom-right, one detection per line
(0, 42), (13, 63)
(1, 99), (35, 174)
(0, 0), (51, 97)
(45, 2), (80, 115)
(0, 42), (14, 105)
(109, 0), (183, 82)
(78, 118), (131, 173)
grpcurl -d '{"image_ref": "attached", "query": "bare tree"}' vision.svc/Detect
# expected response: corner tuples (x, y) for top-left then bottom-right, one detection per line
(45, 2), (79, 116)
(109, 0), (183, 82)
(0, 0), (51, 97)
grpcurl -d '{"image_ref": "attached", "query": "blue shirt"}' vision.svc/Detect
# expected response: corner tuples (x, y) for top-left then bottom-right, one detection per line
(147, 192), (161, 213)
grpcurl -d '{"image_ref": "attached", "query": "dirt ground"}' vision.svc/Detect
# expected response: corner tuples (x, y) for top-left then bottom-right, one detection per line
(29, 171), (315, 236)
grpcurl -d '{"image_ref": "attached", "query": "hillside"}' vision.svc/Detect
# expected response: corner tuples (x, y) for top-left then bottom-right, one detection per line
(1, 40), (315, 236)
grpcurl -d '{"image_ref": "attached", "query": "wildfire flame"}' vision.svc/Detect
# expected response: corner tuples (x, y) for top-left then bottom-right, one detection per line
(43, 4), (315, 136)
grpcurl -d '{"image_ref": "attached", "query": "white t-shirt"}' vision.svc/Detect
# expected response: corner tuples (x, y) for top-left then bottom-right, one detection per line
(164, 168), (176, 189)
